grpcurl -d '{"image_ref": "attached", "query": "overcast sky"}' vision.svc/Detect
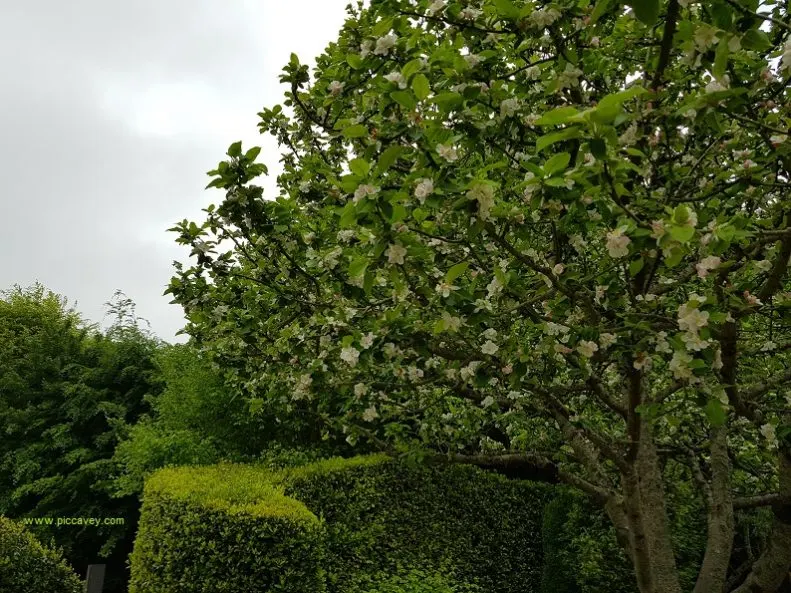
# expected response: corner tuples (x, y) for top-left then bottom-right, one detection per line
(0, 0), (352, 342)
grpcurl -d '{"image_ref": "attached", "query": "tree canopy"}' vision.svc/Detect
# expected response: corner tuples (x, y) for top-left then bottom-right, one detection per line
(166, 1), (791, 591)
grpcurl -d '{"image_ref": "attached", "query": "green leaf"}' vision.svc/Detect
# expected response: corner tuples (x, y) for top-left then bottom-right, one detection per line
(493, 0), (520, 19)
(244, 146), (261, 161)
(742, 29), (772, 51)
(705, 399), (727, 427)
(340, 202), (357, 228)
(629, 257), (645, 276)
(543, 152), (571, 176)
(669, 225), (695, 244)
(536, 128), (581, 153)
(391, 91), (417, 111)
(349, 158), (370, 177)
(665, 246), (685, 267)
(347, 54), (364, 69)
(390, 203), (407, 223)
(591, 0), (615, 23)
(535, 106), (580, 126)
(673, 205), (691, 225)
(446, 262), (469, 283)
(412, 74), (431, 100)
(402, 59), (424, 80)
(590, 138), (607, 159)
(343, 124), (368, 138)
(710, 0), (733, 30)
(227, 141), (242, 157)
(713, 37), (730, 80)
(348, 258), (368, 278)
(432, 92), (463, 110)
(363, 271), (375, 296)
(629, 0), (660, 26)
(376, 145), (404, 174)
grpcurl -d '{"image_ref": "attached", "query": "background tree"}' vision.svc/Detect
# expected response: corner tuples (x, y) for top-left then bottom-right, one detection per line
(167, 0), (791, 591)
(0, 284), (161, 592)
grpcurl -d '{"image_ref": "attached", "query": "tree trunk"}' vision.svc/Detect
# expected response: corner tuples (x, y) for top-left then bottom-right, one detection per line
(732, 445), (791, 593)
(621, 420), (683, 593)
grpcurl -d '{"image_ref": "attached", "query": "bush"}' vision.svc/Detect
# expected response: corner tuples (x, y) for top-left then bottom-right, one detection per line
(540, 490), (635, 593)
(0, 516), (82, 593)
(130, 455), (552, 593)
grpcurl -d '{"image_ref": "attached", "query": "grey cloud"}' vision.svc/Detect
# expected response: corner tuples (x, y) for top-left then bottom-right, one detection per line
(0, 0), (350, 341)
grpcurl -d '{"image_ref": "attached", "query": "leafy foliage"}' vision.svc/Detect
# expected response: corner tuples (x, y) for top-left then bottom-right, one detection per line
(130, 455), (552, 593)
(0, 284), (161, 592)
(165, 0), (791, 589)
(0, 516), (82, 593)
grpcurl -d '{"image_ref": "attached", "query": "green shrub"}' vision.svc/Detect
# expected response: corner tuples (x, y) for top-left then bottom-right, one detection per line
(360, 568), (483, 593)
(130, 455), (552, 593)
(540, 489), (636, 593)
(0, 516), (82, 593)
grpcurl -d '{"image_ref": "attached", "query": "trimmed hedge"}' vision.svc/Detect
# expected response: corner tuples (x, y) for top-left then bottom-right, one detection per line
(130, 455), (552, 593)
(0, 516), (83, 593)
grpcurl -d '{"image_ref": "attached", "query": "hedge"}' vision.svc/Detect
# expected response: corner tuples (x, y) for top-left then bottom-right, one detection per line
(0, 516), (83, 593)
(129, 455), (552, 593)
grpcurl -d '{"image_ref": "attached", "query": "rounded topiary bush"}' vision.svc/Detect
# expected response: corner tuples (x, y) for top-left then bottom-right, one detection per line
(0, 516), (82, 593)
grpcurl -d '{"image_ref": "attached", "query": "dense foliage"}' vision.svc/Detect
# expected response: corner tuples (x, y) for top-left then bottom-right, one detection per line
(0, 285), (161, 591)
(0, 516), (82, 593)
(130, 455), (551, 593)
(110, 343), (268, 498)
(166, 0), (791, 591)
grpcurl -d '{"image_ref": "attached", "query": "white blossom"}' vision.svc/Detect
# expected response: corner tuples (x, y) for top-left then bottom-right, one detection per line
(606, 228), (631, 258)
(437, 144), (458, 161)
(374, 33), (398, 56)
(435, 281), (459, 298)
(781, 39), (791, 74)
(696, 255), (721, 278)
(414, 178), (434, 202)
(362, 406), (379, 422)
(328, 80), (345, 96)
(442, 311), (463, 332)
(705, 76), (729, 93)
(385, 243), (408, 265)
(669, 351), (694, 380)
(360, 332), (375, 349)
(577, 340), (599, 358)
(678, 302), (709, 333)
(383, 342), (399, 359)
(481, 340), (499, 355)
(600, 333), (617, 349)
(354, 383), (369, 397)
(353, 184), (380, 203)
(340, 346), (360, 367)
(426, 0), (446, 16)
(500, 98), (520, 118)
(384, 71), (407, 88)
(761, 423), (778, 447)
(529, 7), (561, 28)
(360, 39), (374, 58)
(468, 183), (496, 220)
(755, 259), (772, 273)
(459, 7), (483, 20)
(481, 395), (495, 408)
(483, 328), (498, 341)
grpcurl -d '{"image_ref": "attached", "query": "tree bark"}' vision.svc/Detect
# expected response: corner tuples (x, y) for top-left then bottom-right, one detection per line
(635, 421), (683, 593)
(732, 445), (791, 593)
(693, 424), (734, 593)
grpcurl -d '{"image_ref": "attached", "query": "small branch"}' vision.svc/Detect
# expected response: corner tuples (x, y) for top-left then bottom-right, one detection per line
(651, 0), (680, 90)
(722, 0), (791, 33)
(733, 493), (790, 510)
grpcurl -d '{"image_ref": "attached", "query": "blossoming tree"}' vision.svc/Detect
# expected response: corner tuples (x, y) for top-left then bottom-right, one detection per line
(167, 0), (791, 590)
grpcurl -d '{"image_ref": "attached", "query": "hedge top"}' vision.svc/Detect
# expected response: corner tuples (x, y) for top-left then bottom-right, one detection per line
(143, 453), (390, 523)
